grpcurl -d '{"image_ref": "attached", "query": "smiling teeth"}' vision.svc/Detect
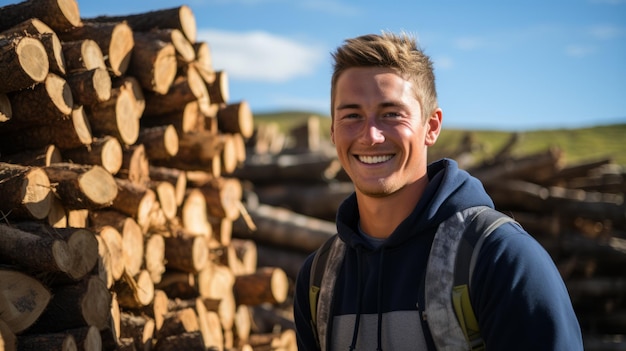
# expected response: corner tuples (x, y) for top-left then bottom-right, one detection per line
(358, 155), (392, 164)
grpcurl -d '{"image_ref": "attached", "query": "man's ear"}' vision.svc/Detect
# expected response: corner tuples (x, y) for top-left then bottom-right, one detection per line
(425, 108), (442, 146)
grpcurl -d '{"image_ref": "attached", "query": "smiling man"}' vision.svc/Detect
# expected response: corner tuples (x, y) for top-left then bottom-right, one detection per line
(293, 32), (583, 350)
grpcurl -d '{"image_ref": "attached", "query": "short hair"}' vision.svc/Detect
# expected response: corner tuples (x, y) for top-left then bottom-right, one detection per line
(330, 32), (438, 121)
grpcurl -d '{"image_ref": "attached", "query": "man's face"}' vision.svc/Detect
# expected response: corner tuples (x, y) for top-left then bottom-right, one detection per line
(331, 66), (440, 198)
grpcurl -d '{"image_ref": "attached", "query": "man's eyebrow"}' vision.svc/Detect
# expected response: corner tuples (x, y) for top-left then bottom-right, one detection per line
(336, 101), (402, 110)
(335, 103), (360, 110)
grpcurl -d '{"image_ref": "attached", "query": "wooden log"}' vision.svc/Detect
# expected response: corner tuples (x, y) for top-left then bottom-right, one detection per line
(128, 33), (177, 94)
(197, 176), (243, 221)
(3, 73), (72, 131)
(0, 223), (72, 275)
(146, 28), (195, 65)
(129, 289), (169, 333)
(0, 0), (81, 34)
(206, 70), (229, 104)
(0, 269), (51, 334)
(0, 144), (62, 167)
(65, 68), (111, 105)
(59, 21), (134, 77)
(0, 18), (65, 76)
(143, 65), (208, 116)
(44, 163), (117, 210)
(149, 166), (187, 206)
(217, 100), (254, 139)
(0, 36), (48, 93)
(12, 222), (99, 282)
(180, 188), (212, 236)
(16, 333), (76, 351)
(156, 307), (199, 340)
(209, 217), (233, 247)
(118, 143), (150, 187)
(141, 100), (203, 134)
(232, 203), (336, 253)
(0, 105), (93, 152)
(164, 231), (209, 273)
(89, 213), (133, 280)
(230, 238), (258, 276)
(120, 313), (155, 351)
(114, 270), (155, 309)
(27, 275), (111, 333)
(111, 178), (157, 232)
(0, 163), (52, 220)
(85, 5), (197, 43)
(0, 93), (11, 122)
(250, 304), (295, 335)
(145, 232), (166, 284)
(0, 319), (16, 351)
(65, 325), (101, 351)
(87, 77), (143, 145)
(62, 39), (106, 72)
(62, 136), (123, 175)
(137, 124), (179, 160)
(150, 180), (178, 220)
(191, 41), (213, 79)
(289, 115), (321, 152)
(255, 243), (310, 280)
(196, 263), (234, 302)
(233, 267), (289, 306)
(152, 131), (224, 173)
(470, 147), (564, 185)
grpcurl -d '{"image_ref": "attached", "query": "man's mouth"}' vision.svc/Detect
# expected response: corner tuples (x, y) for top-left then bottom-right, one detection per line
(357, 155), (393, 164)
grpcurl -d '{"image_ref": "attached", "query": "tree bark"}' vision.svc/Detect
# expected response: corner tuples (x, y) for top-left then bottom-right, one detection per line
(62, 136), (123, 175)
(164, 231), (209, 273)
(0, 35), (48, 93)
(65, 67), (111, 105)
(62, 39), (106, 73)
(111, 178), (157, 233)
(0, 144), (62, 167)
(128, 33), (177, 94)
(137, 125), (179, 160)
(233, 267), (289, 306)
(0, 163), (52, 220)
(44, 163), (118, 210)
(0, 0), (81, 34)
(217, 100), (254, 139)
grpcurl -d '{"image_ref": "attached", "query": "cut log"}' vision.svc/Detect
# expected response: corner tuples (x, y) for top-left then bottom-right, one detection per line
(137, 124), (179, 160)
(230, 238), (258, 276)
(87, 77), (143, 145)
(12, 222), (99, 282)
(62, 39), (106, 72)
(143, 65), (207, 116)
(4, 73), (72, 131)
(0, 105), (93, 152)
(44, 163), (118, 210)
(59, 21), (134, 77)
(145, 233), (166, 284)
(180, 188), (212, 237)
(118, 143), (150, 187)
(0, 320), (16, 351)
(152, 130), (224, 172)
(210, 217), (233, 247)
(154, 331), (205, 351)
(164, 231), (209, 273)
(62, 136), (123, 175)
(128, 33), (177, 94)
(156, 307), (198, 340)
(0, 0), (81, 34)
(219, 133), (239, 175)
(206, 70), (229, 104)
(120, 313), (155, 351)
(0, 163), (52, 220)
(65, 67), (111, 105)
(197, 263), (234, 303)
(0, 18), (65, 76)
(0, 35), (48, 94)
(232, 203), (337, 253)
(27, 275), (111, 333)
(0, 269), (51, 334)
(233, 267), (289, 306)
(144, 28), (195, 65)
(255, 243), (310, 280)
(111, 178), (157, 233)
(85, 5), (197, 43)
(141, 100), (203, 134)
(197, 176), (243, 221)
(217, 100), (254, 139)
(149, 166), (187, 206)
(128, 289), (169, 333)
(0, 223), (72, 275)
(150, 181), (177, 220)
(250, 304), (295, 334)
(192, 41), (213, 78)
(0, 144), (62, 167)
(114, 270), (155, 309)
(64, 326), (101, 351)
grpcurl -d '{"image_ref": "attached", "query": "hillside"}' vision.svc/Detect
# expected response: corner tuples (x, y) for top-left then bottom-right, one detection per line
(253, 112), (626, 166)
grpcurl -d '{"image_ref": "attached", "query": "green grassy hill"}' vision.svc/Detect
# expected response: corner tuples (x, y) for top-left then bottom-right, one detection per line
(253, 112), (626, 167)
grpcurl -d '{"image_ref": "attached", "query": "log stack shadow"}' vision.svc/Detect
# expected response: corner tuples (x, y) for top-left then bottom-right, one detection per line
(0, 1), (293, 350)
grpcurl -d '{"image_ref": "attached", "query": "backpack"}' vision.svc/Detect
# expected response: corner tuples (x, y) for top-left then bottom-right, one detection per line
(308, 206), (517, 350)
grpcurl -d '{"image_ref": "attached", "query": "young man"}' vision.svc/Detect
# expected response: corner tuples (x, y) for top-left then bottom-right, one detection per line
(293, 32), (583, 350)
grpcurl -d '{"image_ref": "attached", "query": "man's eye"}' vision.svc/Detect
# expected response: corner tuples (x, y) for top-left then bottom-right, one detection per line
(384, 112), (402, 118)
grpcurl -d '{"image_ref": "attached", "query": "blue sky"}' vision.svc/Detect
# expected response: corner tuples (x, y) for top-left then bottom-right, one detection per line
(5, 0), (625, 130)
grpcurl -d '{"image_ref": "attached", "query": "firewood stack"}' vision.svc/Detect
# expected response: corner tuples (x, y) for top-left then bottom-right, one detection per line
(234, 121), (626, 349)
(0, 1), (294, 350)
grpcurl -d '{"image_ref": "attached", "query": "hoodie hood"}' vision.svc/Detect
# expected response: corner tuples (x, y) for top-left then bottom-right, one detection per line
(335, 158), (494, 250)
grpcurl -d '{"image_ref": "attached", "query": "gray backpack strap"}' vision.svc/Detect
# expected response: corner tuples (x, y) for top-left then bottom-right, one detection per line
(425, 206), (516, 351)
(311, 235), (346, 351)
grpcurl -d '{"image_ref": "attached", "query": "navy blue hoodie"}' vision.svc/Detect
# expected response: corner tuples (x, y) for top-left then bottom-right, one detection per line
(294, 158), (583, 350)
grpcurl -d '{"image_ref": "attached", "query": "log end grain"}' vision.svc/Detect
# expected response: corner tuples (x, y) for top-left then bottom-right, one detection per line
(16, 37), (49, 86)
(0, 269), (51, 333)
(179, 5), (197, 44)
(22, 167), (53, 219)
(46, 73), (74, 116)
(109, 22), (134, 77)
(79, 165), (118, 206)
(82, 276), (112, 330)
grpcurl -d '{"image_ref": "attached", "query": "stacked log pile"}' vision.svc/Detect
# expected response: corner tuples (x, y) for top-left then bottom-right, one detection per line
(0, 1), (294, 350)
(232, 118), (626, 350)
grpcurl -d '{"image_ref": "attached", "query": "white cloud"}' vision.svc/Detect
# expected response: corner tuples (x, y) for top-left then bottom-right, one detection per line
(565, 44), (596, 57)
(197, 29), (327, 82)
(454, 36), (487, 51)
(434, 56), (454, 70)
(589, 25), (625, 40)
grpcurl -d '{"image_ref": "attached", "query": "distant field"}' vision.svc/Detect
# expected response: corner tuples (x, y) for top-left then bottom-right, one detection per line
(253, 111), (626, 166)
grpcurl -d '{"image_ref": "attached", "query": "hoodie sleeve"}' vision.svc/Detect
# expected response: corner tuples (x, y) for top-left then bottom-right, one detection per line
(293, 253), (320, 350)
(471, 222), (584, 350)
